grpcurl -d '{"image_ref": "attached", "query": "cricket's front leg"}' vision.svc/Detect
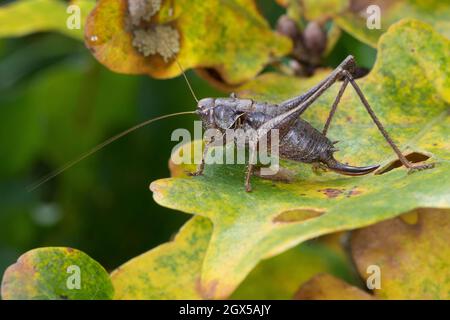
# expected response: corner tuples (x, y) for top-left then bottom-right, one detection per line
(189, 164), (205, 177)
(188, 162), (206, 177)
(245, 163), (255, 192)
(188, 137), (214, 176)
(244, 142), (258, 192)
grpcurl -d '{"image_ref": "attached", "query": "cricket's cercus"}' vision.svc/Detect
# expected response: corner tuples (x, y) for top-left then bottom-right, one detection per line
(191, 55), (434, 192)
(28, 56), (434, 193)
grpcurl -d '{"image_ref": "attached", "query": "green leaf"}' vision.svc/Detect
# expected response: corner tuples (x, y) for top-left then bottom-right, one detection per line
(295, 208), (450, 299)
(150, 20), (450, 298)
(300, 0), (348, 21)
(335, 0), (450, 47)
(1, 247), (113, 300)
(278, 0), (450, 48)
(84, 0), (291, 84)
(0, 0), (95, 40)
(112, 216), (355, 300)
(111, 216), (212, 299)
(231, 235), (357, 299)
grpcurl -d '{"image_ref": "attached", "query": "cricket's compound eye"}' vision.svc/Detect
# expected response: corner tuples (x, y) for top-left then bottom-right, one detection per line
(197, 98), (215, 112)
(197, 98), (216, 126)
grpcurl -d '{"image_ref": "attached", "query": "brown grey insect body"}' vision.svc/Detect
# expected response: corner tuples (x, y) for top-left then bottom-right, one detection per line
(193, 55), (434, 192)
(197, 95), (376, 177)
(279, 118), (335, 164)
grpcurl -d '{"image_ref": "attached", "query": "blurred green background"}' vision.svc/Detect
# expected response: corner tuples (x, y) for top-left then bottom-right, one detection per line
(0, 0), (376, 276)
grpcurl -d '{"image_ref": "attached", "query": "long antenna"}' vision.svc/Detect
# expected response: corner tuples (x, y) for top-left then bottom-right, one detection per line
(27, 111), (196, 192)
(176, 59), (199, 103)
(160, 38), (199, 103)
(28, 37), (200, 192)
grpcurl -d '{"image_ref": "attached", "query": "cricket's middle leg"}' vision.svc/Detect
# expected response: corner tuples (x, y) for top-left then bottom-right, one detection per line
(322, 78), (349, 136)
(244, 143), (258, 192)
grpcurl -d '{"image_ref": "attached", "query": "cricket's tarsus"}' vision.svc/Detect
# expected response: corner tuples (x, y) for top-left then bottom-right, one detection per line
(377, 152), (432, 175)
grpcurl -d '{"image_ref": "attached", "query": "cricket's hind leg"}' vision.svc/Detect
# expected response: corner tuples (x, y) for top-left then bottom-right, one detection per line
(342, 70), (434, 173)
(406, 162), (435, 173)
(320, 69), (434, 173)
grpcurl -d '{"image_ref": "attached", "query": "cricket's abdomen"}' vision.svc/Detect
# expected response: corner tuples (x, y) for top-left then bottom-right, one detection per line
(279, 118), (379, 175)
(279, 118), (334, 163)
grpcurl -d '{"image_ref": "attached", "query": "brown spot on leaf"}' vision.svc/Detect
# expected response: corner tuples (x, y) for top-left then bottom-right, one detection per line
(345, 187), (362, 198)
(199, 279), (219, 299)
(273, 208), (325, 223)
(319, 188), (345, 198)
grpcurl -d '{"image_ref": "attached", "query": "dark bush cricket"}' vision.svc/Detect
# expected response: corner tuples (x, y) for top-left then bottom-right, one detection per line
(193, 55), (434, 191)
(29, 55), (434, 192)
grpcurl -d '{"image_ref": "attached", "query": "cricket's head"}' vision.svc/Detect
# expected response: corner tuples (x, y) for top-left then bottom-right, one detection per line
(196, 97), (216, 127)
(196, 95), (249, 130)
